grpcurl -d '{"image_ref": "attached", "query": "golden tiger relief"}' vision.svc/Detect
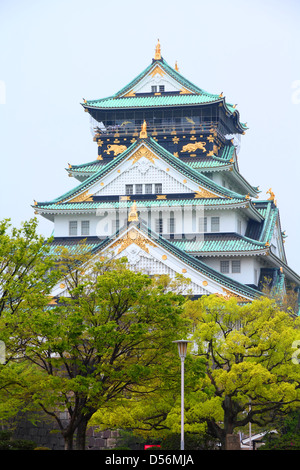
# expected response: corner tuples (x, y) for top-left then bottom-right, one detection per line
(181, 141), (206, 153)
(104, 144), (127, 156)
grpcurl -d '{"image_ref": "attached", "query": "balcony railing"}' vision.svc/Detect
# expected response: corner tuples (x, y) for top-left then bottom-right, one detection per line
(92, 121), (224, 139)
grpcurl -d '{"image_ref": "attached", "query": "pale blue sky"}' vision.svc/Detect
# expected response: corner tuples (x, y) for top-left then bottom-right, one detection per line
(0, 0), (299, 274)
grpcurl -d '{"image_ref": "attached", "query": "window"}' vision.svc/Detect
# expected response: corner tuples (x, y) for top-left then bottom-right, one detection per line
(151, 85), (157, 93)
(155, 213), (163, 233)
(211, 216), (220, 232)
(220, 260), (241, 274)
(220, 261), (230, 274)
(232, 260), (241, 273)
(159, 85), (165, 93)
(69, 221), (77, 236)
(81, 220), (90, 236)
(168, 217), (176, 234)
(155, 183), (162, 194)
(125, 184), (133, 195)
(199, 216), (207, 232)
(145, 184), (152, 194)
(135, 184), (143, 194)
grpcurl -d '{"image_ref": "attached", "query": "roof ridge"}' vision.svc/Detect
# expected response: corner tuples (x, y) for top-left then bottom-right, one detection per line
(136, 222), (261, 299)
(146, 136), (245, 199)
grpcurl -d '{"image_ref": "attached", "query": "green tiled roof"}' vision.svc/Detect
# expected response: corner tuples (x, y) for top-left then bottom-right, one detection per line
(36, 137), (247, 207)
(48, 224), (261, 300)
(83, 57), (247, 131)
(37, 197), (248, 211)
(114, 57), (208, 98)
(85, 93), (223, 109)
(138, 223), (261, 299)
(254, 201), (279, 244)
(170, 235), (266, 254)
(69, 144), (235, 175)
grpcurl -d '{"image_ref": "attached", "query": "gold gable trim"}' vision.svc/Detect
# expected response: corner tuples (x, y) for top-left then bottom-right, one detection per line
(123, 90), (136, 97)
(194, 188), (219, 199)
(180, 87), (192, 95)
(67, 190), (93, 203)
(150, 64), (165, 78)
(220, 287), (250, 303)
(129, 145), (158, 165)
(110, 228), (156, 254)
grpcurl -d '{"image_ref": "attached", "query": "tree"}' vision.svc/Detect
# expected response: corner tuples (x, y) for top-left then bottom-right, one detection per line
(179, 295), (300, 449)
(90, 352), (206, 441)
(0, 218), (58, 318)
(0, 218), (59, 428)
(2, 253), (189, 450)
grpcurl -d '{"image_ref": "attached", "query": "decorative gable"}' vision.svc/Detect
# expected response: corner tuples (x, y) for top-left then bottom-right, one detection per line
(123, 64), (191, 95)
(91, 143), (219, 197)
(104, 226), (219, 296)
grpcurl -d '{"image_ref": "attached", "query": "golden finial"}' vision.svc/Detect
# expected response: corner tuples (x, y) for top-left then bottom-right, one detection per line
(219, 92), (223, 97)
(34, 200), (37, 206)
(128, 201), (139, 222)
(154, 39), (161, 60)
(83, 98), (87, 103)
(267, 188), (275, 201)
(175, 61), (179, 72)
(140, 120), (147, 138)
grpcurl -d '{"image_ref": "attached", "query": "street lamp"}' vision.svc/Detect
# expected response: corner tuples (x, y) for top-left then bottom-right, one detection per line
(173, 339), (192, 451)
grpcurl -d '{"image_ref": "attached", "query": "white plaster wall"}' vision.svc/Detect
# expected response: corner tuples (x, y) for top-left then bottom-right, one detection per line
(133, 70), (181, 94)
(203, 256), (263, 285)
(53, 207), (250, 238)
(94, 163), (191, 196)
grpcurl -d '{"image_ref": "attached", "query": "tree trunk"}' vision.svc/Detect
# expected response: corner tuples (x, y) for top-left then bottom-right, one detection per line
(75, 418), (89, 450)
(223, 395), (239, 450)
(64, 433), (74, 450)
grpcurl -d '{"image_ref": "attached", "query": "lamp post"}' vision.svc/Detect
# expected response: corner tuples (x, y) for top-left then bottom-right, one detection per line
(173, 340), (192, 451)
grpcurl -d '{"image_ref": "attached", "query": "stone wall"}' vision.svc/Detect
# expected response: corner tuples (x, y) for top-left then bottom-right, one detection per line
(12, 412), (119, 450)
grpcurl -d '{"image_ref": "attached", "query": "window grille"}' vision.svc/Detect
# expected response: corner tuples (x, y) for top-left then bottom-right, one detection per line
(69, 221), (78, 236)
(199, 216), (207, 232)
(220, 260), (229, 273)
(155, 183), (162, 194)
(81, 220), (90, 236)
(232, 260), (241, 273)
(125, 184), (133, 195)
(168, 217), (176, 234)
(155, 218), (163, 233)
(211, 216), (220, 232)
(135, 184), (143, 194)
(145, 184), (152, 194)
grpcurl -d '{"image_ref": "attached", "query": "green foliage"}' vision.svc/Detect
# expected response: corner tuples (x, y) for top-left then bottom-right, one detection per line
(115, 430), (158, 450)
(1, 240), (189, 449)
(177, 295), (300, 448)
(0, 218), (58, 318)
(259, 411), (300, 450)
(261, 433), (300, 450)
(160, 432), (216, 450)
(0, 431), (36, 450)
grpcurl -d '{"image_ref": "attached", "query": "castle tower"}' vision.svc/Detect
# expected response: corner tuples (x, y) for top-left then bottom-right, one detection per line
(34, 42), (300, 305)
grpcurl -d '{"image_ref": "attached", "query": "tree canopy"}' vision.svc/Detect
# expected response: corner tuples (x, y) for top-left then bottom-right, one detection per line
(1, 247), (189, 450)
(180, 295), (300, 448)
